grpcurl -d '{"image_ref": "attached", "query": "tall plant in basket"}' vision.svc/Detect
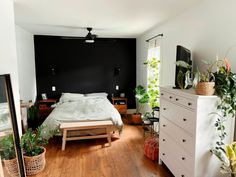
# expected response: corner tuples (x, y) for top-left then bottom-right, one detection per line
(21, 126), (56, 176)
(0, 134), (19, 177)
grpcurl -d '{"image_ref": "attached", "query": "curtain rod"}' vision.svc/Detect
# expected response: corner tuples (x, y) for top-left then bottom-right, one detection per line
(146, 33), (163, 42)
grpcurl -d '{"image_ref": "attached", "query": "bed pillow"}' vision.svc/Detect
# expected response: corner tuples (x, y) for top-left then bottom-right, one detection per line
(59, 93), (84, 103)
(85, 92), (108, 98)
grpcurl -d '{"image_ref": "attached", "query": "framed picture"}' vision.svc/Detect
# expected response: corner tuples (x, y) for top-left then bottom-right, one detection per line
(41, 93), (47, 100)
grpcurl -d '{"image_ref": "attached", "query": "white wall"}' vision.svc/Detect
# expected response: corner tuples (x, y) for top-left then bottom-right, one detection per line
(137, 0), (236, 87)
(15, 25), (37, 103)
(0, 0), (22, 133)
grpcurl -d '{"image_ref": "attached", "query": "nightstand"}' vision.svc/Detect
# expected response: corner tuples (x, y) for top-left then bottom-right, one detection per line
(38, 99), (57, 120)
(112, 97), (127, 114)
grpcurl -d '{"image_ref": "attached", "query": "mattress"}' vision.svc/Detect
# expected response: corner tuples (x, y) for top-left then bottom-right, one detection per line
(42, 95), (123, 138)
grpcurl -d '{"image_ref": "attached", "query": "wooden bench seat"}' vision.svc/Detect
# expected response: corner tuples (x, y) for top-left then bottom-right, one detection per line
(60, 120), (113, 150)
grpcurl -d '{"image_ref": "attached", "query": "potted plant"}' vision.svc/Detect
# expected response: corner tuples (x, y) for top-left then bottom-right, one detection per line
(0, 134), (19, 177)
(27, 103), (39, 130)
(132, 85), (149, 124)
(211, 142), (236, 177)
(141, 112), (152, 124)
(20, 125), (55, 176)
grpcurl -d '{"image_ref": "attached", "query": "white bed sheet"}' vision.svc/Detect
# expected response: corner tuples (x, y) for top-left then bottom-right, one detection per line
(42, 96), (123, 137)
(0, 102), (11, 132)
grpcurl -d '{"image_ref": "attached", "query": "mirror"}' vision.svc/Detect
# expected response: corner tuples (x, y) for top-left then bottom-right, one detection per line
(0, 75), (25, 177)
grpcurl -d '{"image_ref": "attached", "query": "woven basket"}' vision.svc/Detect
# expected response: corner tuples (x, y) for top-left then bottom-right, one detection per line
(3, 158), (20, 177)
(195, 82), (215, 96)
(24, 147), (46, 176)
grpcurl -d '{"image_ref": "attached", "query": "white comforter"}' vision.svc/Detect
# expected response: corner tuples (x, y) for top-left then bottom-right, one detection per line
(42, 96), (123, 137)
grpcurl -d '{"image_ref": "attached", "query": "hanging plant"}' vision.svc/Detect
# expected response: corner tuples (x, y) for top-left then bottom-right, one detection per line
(211, 58), (236, 175)
(144, 57), (160, 108)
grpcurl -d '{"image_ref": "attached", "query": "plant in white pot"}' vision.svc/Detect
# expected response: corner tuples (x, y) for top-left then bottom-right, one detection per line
(0, 134), (19, 177)
(132, 85), (149, 124)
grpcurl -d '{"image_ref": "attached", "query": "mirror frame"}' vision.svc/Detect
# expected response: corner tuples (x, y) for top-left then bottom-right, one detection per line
(2, 74), (26, 177)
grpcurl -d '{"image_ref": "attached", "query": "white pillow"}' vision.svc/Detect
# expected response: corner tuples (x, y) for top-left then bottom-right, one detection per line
(59, 93), (84, 102)
(85, 92), (108, 98)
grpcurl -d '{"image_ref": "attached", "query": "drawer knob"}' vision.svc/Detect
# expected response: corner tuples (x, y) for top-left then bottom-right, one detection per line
(182, 139), (186, 142)
(181, 175), (185, 177)
(176, 98), (179, 101)
(162, 153), (165, 156)
(182, 157), (186, 160)
(162, 139), (165, 142)
(161, 93), (164, 96)
(163, 124), (166, 127)
(183, 118), (187, 122)
(163, 108), (166, 110)
(169, 96), (172, 99)
(188, 102), (192, 106)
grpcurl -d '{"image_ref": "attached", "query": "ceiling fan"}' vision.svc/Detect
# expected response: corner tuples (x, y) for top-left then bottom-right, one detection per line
(60, 27), (97, 43)
(84, 27), (97, 43)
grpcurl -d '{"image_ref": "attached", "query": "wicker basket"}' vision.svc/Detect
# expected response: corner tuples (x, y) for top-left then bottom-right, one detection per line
(3, 158), (20, 177)
(24, 147), (46, 176)
(195, 82), (215, 96)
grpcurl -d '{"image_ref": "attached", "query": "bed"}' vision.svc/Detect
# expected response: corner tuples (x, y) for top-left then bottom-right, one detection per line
(42, 93), (123, 138)
(0, 102), (11, 133)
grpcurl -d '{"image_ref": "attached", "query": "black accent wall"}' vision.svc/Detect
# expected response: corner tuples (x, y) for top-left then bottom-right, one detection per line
(34, 35), (136, 108)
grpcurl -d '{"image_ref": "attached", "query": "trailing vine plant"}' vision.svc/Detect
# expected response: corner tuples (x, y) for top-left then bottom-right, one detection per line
(210, 58), (236, 174)
(143, 57), (160, 108)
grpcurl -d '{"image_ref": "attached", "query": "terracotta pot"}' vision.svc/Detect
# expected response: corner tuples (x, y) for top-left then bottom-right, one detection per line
(195, 82), (215, 96)
(3, 158), (20, 177)
(24, 147), (46, 176)
(131, 114), (142, 124)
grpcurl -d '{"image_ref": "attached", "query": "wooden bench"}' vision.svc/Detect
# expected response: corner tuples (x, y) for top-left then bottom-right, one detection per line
(60, 120), (113, 150)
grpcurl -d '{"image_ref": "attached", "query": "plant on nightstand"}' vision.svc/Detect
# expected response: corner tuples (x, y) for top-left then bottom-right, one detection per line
(0, 134), (19, 177)
(27, 103), (39, 130)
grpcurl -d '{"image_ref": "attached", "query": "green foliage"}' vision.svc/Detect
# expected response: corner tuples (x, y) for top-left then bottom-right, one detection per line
(134, 85), (149, 114)
(27, 103), (39, 121)
(144, 57), (160, 108)
(21, 125), (57, 157)
(0, 134), (16, 160)
(211, 60), (236, 174)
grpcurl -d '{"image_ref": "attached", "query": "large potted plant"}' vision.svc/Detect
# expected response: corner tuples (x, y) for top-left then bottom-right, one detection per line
(20, 126), (55, 176)
(0, 134), (19, 177)
(132, 85), (149, 124)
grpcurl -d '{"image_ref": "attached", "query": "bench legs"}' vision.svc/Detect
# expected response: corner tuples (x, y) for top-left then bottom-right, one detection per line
(62, 129), (67, 151)
(61, 126), (112, 150)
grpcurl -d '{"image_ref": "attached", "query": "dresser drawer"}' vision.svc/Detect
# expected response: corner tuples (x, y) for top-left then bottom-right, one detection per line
(174, 95), (196, 109)
(160, 131), (194, 176)
(160, 99), (196, 135)
(160, 90), (175, 102)
(160, 117), (195, 156)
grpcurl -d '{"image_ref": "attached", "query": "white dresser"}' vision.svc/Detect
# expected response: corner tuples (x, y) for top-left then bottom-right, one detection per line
(159, 86), (235, 177)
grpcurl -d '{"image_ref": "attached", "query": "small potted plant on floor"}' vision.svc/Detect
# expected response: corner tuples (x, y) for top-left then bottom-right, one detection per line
(0, 134), (19, 177)
(132, 85), (149, 124)
(20, 125), (56, 176)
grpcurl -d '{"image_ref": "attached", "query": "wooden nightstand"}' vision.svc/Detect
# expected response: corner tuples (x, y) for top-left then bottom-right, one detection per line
(38, 99), (57, 119)
(112, 97), (127, 114)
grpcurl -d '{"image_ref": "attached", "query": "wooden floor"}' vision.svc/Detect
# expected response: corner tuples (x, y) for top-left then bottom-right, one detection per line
(32, 123), (173, 177)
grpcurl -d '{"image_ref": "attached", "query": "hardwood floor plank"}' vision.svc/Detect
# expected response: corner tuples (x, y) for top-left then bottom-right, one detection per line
(31, 124), (173, 177)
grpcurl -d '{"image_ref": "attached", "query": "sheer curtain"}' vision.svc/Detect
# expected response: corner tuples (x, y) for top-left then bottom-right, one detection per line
(146, 37), (161, 108)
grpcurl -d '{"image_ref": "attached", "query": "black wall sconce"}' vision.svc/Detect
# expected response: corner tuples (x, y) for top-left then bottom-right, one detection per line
(51, 68), (56, 76)
(114, 66), (120, 76)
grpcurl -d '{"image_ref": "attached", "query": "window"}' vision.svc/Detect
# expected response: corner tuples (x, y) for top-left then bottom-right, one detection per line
(145, 38), (161, 108)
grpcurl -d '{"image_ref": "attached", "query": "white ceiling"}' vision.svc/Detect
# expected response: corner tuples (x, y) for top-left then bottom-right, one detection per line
(14, 0), (200, 38)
